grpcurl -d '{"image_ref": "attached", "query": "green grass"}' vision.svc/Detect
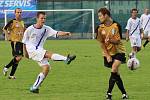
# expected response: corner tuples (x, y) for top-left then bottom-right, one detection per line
(0, 40), (150, 100)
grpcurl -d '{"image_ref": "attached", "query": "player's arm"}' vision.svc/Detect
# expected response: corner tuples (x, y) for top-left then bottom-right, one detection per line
(22, 28), (30, 58)
(107, 26), (121, 45)
(140, 28), (144, 39)
(125, 19), (131, 41)
(139, 21), (144, 39)
(96, 29), (112, 62)
(23, 44), (29, 58)
(3, 20), (13, 41)
(126, 30), (129, 41)
(57, 31), (71, 36)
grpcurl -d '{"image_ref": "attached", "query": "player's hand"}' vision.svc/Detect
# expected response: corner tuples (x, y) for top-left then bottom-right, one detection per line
(106, 55), (112, 63)
(105, 37), (110, 43)
(126, 37), (129, 42)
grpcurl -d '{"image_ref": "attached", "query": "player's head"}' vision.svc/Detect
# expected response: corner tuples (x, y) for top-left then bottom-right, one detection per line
(144, 8), (149, 15)
(98, 8), (111, 23)
(36, 12), (46, 25)
(131, 8), (138, 18)
(14, 8), (22, 19)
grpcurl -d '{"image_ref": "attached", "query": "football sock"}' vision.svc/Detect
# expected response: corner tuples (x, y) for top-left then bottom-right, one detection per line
(5, 57), (17, 68)
(10, 63), (18, 76)
(51, 53), (67, 61)
(143, 40), (149, 47)
(33, 73), (45, 89)
(116, 74), (126, 94)
(107, 72), (117, 93)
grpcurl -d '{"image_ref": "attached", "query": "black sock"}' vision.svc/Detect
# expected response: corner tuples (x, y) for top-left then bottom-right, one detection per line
(5, 57), (17, 68)
(107, 72), (117, 93)
(116, 74), (126, 94)
(10, 63), (18, 76)
(143, 40), (149, 47)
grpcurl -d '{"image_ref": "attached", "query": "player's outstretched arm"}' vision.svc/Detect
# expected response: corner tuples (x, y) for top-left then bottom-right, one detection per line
(57, 31), (71, 36)
(23, 44), (29, 59)
(126, 30), (129, 41)
(3, 27), (11, 41)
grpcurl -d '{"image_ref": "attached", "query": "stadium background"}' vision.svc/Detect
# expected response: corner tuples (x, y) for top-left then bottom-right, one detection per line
(0, 0), (150, 39)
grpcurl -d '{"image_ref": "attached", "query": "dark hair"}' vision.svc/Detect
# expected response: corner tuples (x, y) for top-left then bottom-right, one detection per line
(37, 12), (46, 18)
(15, 8), (22, 13)
(131, 8), (138, 13)
(98, 8), (111, 17)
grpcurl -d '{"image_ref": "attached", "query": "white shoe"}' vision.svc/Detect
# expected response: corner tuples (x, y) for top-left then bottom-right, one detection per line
(3, 67), (8, 76)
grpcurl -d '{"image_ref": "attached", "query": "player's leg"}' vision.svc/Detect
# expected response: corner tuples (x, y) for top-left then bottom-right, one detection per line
(112, 60), (126, 93)
(45, 51), (76, 64)
(129, 37), (137, 58)
(30, 59), (50, 93)
(104, 57), (114, 100)
(143, 31), (150, 47)
(8, 42), (23, 79)
(112, 54), (128, 99)
(8, 56), (22, 79)
(129, 36), (141, 58)
(3, 42), (16, 76)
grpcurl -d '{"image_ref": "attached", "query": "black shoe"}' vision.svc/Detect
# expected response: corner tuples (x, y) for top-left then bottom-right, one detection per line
(30, 86), (39, 93)
(106, 93), (112, 100)
(65, 54), (76, 64)
(122, 94), (128, 99)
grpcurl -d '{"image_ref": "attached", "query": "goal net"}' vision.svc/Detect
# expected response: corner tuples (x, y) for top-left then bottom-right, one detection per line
(4, 9), (95, 39)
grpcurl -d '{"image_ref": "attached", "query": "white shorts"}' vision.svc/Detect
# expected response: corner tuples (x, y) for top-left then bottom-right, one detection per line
(26, 44), (46, 61)
(129, 36), (141, 47)
(144, 30), (150, 37)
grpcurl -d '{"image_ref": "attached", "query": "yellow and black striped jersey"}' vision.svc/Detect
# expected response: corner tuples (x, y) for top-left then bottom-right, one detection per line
(4, 19), (25, 42)
(96, 21), (126, 56)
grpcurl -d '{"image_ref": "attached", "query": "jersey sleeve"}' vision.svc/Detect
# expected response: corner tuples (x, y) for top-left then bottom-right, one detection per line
(47, 26), (58, 38)
(22, 27), (30, 44)
(125, 19), (131, 30)
(3, 20), (13, 30)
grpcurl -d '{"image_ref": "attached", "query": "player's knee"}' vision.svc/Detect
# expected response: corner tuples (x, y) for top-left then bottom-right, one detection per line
(111, 66), (119, 73)
(44, 51), (53, 59)
(111, 69), (118, 73)
(42, 65), (50, 76)
(15, 56), (22, 62)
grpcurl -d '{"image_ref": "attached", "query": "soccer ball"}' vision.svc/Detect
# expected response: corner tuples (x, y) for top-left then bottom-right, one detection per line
(127, 58), (140, 70)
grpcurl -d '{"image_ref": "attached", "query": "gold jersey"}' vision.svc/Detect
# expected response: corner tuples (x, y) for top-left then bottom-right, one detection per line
(96, 21), (126, 56)
(4, 19), (25, 42)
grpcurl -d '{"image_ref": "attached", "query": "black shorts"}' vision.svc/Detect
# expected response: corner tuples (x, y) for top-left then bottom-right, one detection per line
(104, 53), (126, 68)
(11, 42), (23, 56)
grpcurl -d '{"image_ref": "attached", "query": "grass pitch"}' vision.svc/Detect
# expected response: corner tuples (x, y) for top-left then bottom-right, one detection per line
(0, 40), (150, 100)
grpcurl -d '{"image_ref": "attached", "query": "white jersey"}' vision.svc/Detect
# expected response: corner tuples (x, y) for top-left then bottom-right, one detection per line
(22, 25), (57, 49)
(140, 14), (150, 31)
(126, 17), (142, 37)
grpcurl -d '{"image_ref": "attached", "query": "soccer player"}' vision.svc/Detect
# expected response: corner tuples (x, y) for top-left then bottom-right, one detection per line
(96, 8), (128, 100)
(140, 8), (150, 48)
(2, 8), (25, 79)
(126, 8), (143, 58)
(22, 12), (76, 93)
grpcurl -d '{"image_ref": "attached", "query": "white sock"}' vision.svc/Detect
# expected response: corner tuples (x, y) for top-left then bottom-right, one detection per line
(51, 53), (67, 61)
(33, 73), (45, 89)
